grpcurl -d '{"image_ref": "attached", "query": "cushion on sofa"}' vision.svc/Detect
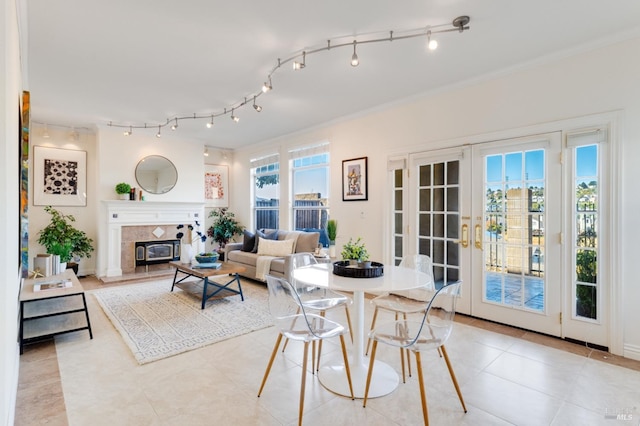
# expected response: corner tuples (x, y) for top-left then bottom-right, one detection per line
(295, 231), (320, 253)
(241, 230), (256, 252)
(252, 229), (278, 253)
(257, 238), (295, 257)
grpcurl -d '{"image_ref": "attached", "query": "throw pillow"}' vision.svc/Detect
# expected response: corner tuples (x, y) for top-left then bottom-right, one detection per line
(252, 229), (279, 253)
(241, 230), (256, 252)
(295, 231), (320, 254)
(257, 238), (295, 257)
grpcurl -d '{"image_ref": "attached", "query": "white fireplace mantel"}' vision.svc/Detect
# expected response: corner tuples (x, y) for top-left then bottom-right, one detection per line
(98, 201), (205, 277)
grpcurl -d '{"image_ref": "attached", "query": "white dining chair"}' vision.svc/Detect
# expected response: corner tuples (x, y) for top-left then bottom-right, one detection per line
(365, 254), (435, 382)
(363, 281), (466, 425)
(284, 253), (353, 371)
(258, 275), (354, 426)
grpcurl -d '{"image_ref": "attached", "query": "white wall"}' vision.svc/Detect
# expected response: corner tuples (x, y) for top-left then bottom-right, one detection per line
(28, 125), (98, 277)
(233, 37), (640, 358)
(94, 125), (207, 276)
(1, 0), (22, 423)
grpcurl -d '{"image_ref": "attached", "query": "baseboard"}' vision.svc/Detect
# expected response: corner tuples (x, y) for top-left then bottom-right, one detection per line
(623, 343), (640, 361)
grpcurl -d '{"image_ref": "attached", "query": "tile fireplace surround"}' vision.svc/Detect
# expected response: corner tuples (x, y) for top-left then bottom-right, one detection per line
(99, 201), (205, 278)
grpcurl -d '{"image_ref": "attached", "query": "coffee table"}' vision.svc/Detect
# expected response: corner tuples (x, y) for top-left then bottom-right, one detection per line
(169, 261), (246, 309)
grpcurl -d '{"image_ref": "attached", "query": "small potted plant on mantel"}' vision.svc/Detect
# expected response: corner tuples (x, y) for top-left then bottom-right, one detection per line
(341, 237), (371, 268)
(115, 182), (131, 200)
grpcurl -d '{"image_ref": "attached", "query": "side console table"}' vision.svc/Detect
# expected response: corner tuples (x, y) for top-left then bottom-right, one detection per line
(20, 269), (93, 354)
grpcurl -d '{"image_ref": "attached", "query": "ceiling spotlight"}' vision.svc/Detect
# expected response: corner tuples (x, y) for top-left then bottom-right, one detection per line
(156, 126), (161, 138)
(351, 41), (359, 67)
(42, 124), (50, 138)
(124, 126), (132, 136)
(427, 30), (438, 50)
(262, 78), (272, 93)
(253, 96), (262, 112)
(171, 118), (178, 130)
(206, 115), (214, 128)
(231, 108), (239, 122)
(204, 147), (209, 157)
(293, 51), (306, 70)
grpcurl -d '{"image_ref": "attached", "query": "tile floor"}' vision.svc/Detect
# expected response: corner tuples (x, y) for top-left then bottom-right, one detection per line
(15, 275), (640, 426)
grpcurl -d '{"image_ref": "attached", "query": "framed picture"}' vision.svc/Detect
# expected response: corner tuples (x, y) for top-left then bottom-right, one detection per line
(204, 164), (229, 207)
(33, 146), (87, 206)
(342, 156), (368, 201)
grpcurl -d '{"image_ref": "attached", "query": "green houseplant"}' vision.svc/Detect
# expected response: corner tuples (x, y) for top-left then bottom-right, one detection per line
(326, 219), (338, 257)
(207, 208), (244, 250)
(115, 182), (131, 200)
(37, 206), (95, 267)
(341, 237), (370, 266)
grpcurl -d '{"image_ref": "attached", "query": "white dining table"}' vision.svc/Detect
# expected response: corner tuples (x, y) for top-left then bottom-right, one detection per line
(291, 262), (433, 398)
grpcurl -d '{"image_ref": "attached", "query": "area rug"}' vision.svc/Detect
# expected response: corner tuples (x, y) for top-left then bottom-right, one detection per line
(93, 279), (273, 364)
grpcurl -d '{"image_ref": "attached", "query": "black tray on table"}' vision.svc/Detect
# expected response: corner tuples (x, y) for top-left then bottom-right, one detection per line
(332, 261), (384, 278)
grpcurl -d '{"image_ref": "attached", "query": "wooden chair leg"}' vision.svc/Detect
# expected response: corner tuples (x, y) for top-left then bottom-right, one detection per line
(440, 345), (467, 413)
(316, 312), (326, 371)
(403, 313), (412, 380)
(362, 340), (378, 407)
(415, 351), (429, 426)
(298, 341), (310, 426)
(258, 334), (283, 397)
(400, 346), (407, 383)
(339, 335), (355, 399)
(344, 305), (354, 343)
(311, 340), (316, 375)
(365, 307), (379, 355)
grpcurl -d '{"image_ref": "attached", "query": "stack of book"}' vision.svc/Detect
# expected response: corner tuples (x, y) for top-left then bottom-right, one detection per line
(33, 254), (67, 276)
(192, 262), (222, 269)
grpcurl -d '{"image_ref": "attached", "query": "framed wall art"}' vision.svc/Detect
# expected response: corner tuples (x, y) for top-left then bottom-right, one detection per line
(33, 146), (87, 206)
(204, 164), (229, 207)
(342, 156), (368, 201)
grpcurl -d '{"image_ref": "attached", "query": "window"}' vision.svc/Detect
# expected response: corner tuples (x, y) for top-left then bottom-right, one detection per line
(290, 144), (330, 246)
(251, 154), (280, 229)
(567, 129), (605, 321)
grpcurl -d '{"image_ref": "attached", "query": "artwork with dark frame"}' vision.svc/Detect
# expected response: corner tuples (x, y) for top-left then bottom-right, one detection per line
(33, 146), (87, 206)
(204, 164), (229, 207)
(342, 156), (368, 201)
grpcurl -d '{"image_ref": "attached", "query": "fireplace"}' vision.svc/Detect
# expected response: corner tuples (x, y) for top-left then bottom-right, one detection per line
(100, 201), (205, 278)
(135, 239), (180, 267)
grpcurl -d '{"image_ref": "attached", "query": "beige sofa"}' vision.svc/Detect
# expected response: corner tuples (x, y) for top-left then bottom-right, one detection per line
(224, 229), (320, 282)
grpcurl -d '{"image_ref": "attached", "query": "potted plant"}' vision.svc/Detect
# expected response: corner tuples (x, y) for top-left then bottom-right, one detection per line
(37, 206), (95, 273)
(115, 182), (131, 200)
(207, 208), (244, 257)
(327, 219), (338, 258)
(341, 237), (370, 267)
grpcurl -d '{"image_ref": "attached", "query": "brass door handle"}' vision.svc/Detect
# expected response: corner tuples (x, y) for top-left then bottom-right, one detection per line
(460, 224), (469, 248)
(475, 224), (482, 250)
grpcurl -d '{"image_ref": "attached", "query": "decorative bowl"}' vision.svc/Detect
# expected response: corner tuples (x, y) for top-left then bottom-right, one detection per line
(195, 253), (219, 264)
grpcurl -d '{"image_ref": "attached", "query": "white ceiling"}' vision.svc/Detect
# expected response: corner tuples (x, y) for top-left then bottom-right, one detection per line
(24, 0), (640, 149)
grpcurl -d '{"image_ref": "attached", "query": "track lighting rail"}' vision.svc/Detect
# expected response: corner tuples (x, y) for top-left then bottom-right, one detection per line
(107, 16), (469, 136)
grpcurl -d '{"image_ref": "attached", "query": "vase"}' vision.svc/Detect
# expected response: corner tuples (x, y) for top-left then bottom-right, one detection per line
(119, 193), (129, 200)
(180, 243), (193, 263)
(328, 245), (336, 258)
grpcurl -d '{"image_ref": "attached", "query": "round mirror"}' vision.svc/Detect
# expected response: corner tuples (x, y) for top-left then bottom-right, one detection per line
(135, 155), (178, 194)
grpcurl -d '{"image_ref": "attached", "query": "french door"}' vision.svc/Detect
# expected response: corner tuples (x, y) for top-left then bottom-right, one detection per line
(470, 134), (563, 335)
(408, 133), (564, 336)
